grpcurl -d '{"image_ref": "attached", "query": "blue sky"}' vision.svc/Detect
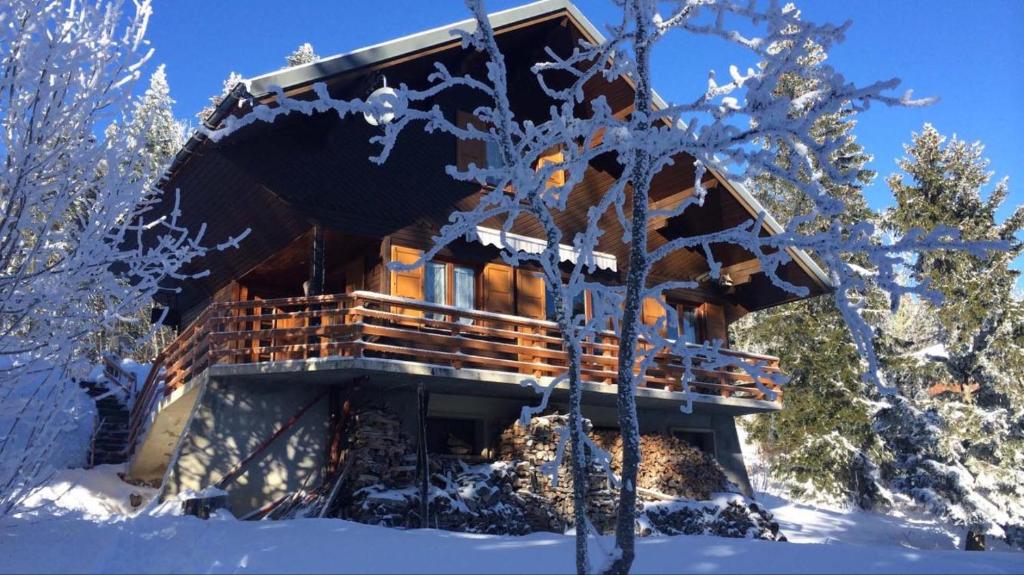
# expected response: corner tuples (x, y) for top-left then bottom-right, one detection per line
(145, 0), (1023, 279)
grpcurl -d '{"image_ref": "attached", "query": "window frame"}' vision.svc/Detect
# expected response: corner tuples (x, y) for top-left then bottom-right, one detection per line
(422, 258), (478, 322)
(666, 299), (705, 345)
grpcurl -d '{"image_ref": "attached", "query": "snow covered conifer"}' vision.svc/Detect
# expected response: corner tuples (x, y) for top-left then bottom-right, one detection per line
(286, 42), (320, 67)
(878, 125), (1024, 549)
(732, 23), (889, 510)
(197, 71), (244, 124)
(93, 65), (187, 360)
(124, 65), (186, 185)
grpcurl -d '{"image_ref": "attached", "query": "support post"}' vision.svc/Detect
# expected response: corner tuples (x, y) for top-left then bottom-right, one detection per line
(416, 382), (430, 528)
(308, 223), (325, 357)
(308, 223), (325, 297)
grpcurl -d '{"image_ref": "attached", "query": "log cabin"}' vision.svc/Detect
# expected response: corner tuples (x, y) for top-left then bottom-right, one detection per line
(126, 0), (831, 516)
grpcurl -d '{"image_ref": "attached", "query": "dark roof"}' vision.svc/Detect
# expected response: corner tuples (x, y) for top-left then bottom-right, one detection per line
(162, 0), (830, 300)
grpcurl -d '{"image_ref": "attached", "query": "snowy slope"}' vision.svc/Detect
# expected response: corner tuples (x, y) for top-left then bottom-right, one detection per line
(736, 415), (993, 551)
(1, 467), (1021, 574)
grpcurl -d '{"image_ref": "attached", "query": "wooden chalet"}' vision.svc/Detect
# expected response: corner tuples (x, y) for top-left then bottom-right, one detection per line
(126, 0), (831, 514)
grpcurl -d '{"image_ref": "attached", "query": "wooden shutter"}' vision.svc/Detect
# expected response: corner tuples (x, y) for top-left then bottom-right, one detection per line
(390, 245), (424, 318)
(514, 270), (546, 371)
(537, 146), (566, 188)
(456, 111), (488, 172)
(482, 263), (514, 315)
(702, 302), (727, 345)
(516, 270), (546, 320)
(641, 297), (667, 335)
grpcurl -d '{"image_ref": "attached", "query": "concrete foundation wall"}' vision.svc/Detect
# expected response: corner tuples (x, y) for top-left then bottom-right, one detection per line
(166, 379), (329, 515)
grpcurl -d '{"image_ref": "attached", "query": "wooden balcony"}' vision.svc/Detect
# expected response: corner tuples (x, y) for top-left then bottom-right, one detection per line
(129, 291), (783, 453)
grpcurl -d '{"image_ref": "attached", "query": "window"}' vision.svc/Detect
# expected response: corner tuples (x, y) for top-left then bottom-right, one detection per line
(456, 111), (502, 185)
(453, 266), (475, 324)
(667, 304), (701, 345)
(544, 286), (586, 322)
(680, 306), (700, 344)
(424, 262), (447, 319)
(424, 261), (475, 322)
(484, 140), (502, 171)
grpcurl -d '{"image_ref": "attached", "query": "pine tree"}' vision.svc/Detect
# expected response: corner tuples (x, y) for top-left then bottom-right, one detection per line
(197, 71), (244, 124)
(92, 65), (186, 361)
(878, 125), (1024, 549)
(285, 42), (319, 67)
(127, 65), (185, 185)
(0, 0), (225, 512)
(733, 29), (889, 509)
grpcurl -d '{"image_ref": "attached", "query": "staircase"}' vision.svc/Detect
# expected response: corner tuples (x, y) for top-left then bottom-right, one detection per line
(80, 379), (132, 467)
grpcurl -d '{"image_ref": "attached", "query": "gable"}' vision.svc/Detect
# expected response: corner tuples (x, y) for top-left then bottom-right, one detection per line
(157, 0), (829, 318)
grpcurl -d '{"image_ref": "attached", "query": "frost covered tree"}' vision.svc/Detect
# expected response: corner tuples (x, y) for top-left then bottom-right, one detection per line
(204, 0), (1000, 571)
(286, 42), (320, 67)
(197, 71), (245, 124)
(0, 0), (240, 514)
(877, 125), (1024, 550)
(740, 123), (1024, 549)
(731, 22), (889, 509)
(93, 64), (186, 361)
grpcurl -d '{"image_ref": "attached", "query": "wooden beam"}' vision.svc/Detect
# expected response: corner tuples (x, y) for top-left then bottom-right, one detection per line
(647, 180), (719, 232)
(416, 382), (430, 528)
(717, 258), (761, 286)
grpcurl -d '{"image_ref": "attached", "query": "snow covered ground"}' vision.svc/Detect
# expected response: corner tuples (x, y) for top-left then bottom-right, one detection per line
(0, 467), (1020, 574)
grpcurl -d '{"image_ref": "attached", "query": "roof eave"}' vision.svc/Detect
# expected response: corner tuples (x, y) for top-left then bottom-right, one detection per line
(246, 0), (575, 98)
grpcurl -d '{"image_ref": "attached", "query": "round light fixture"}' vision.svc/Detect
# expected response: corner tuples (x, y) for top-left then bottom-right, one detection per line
(363, 78), (403, 126)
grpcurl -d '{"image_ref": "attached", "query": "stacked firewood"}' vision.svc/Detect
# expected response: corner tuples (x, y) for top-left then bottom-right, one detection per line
(301, 407), (772, 541)
(642, 499), (784, 541)
(499, 415), (618, 533)
(348, 409), (412, 490)
(593, 432), (727, 501)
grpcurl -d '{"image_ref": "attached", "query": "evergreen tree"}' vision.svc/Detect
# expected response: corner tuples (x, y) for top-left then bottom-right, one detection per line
(285, 42), (319, 67)
(95, 65), (186, 361)
(197, 71), (244, 124)
(125, 65), (185, 185)
(734, 29), (889, 508)
(878, 125), (1024, 549)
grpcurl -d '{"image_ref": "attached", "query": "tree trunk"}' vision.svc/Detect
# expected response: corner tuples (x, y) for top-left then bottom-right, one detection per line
(966, 529), (986, 551)
(547, 282), (591, 575)
(608, 3), (655, 573)
(566, 336), (590, 575)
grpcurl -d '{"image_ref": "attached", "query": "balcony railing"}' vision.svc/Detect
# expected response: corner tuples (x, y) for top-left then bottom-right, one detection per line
(128, 291), (783, 455)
